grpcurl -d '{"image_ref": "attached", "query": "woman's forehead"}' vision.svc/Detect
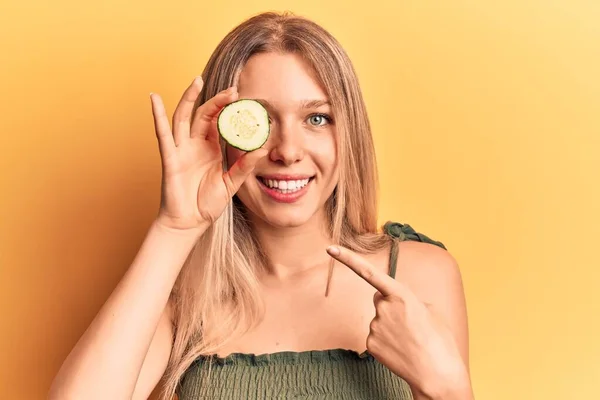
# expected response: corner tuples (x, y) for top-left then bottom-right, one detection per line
(236, 52), (328, 104)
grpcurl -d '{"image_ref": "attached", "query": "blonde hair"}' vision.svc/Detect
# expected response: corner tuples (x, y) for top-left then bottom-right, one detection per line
(159, 11), (391, 400)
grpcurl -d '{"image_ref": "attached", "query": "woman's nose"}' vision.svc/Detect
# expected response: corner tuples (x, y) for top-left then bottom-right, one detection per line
(268, 123), (305, 166)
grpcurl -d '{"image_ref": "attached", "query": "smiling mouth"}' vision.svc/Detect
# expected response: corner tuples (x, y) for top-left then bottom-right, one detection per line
(257, 176), (315, 194)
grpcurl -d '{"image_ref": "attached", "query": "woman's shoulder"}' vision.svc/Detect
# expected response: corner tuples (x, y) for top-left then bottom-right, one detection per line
(382, 220), (463, 305)
(382, 220), (469, 366)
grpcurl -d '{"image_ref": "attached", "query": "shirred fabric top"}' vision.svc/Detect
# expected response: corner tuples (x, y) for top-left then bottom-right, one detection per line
(176, 222), (446, 399)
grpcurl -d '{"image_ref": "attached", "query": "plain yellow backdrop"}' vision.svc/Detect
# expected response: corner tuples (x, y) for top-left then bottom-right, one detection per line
(1, 1), (599, 399)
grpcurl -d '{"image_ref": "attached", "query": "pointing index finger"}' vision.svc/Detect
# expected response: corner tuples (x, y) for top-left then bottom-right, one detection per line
(326, 246), (398, 296)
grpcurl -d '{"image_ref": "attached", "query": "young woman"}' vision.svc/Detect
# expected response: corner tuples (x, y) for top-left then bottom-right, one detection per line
(49, 12), (473, 400)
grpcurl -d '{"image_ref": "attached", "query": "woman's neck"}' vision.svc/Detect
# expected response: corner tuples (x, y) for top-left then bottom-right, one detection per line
(250, 213), (334, 280)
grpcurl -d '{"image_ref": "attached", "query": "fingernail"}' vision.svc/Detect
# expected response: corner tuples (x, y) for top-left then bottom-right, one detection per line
(327, 246), (340, 256)
(193, 76), (202, 85)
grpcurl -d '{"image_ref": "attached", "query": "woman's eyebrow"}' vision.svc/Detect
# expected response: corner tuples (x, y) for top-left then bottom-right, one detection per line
(253, 98), (275, 111)
(299, 99), (331, 109)
(252, 99), (331, 111)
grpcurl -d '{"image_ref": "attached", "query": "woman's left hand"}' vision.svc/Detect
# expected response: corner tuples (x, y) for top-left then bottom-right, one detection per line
(326, 245), (473, 400)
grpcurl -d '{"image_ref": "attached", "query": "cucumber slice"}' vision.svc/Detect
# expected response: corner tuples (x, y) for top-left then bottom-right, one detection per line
(217, 99), (270, 151)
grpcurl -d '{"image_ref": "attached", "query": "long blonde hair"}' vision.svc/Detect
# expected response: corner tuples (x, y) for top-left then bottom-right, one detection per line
(159, 11), (391, 400)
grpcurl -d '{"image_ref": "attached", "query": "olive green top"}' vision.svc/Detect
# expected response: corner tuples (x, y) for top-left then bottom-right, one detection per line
(177, 222), (446, 399)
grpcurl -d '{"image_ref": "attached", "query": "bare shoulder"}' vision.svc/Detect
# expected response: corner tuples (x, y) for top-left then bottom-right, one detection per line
(395, 240), (463, 300)
(395, 240), (470, 367)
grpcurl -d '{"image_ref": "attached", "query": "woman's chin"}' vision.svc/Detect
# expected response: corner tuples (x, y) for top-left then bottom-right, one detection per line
(259, 211), (315, 229)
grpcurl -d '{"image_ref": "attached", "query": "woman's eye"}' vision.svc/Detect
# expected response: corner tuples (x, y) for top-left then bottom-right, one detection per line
(308, 114), (330, 126)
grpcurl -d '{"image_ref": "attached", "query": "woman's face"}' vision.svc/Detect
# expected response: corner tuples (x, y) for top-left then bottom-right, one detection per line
(226, 52), (339, 228)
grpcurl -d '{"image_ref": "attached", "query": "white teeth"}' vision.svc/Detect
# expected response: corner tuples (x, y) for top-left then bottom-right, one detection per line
(261, 177), (311, 193)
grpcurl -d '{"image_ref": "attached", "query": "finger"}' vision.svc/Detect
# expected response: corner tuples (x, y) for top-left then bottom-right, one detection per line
(205, 114), (221, 143)
(326, 246), (398, 296)
(223, 148), (269, 196)
(369, 316), (382, 334)
(373, 291), (385, 306)
(172, 76), (204, 146)
(150, 93), (176, 161)
(190, 86), (238, 139)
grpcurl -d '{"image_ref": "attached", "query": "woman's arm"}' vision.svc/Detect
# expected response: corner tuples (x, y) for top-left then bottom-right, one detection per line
(48, 220), (206, 400)
(48, 76), (266, 400)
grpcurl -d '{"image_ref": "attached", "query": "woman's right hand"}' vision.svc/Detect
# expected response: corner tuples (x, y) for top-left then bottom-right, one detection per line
(150, 76), (268, 232)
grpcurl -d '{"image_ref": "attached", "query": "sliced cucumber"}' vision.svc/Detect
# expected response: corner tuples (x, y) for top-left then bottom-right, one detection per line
(217, 99), (270, 151)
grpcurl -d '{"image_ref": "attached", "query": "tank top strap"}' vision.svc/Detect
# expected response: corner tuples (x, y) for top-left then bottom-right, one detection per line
(383, 221), (447, 279)
(387, 237), (400, 279)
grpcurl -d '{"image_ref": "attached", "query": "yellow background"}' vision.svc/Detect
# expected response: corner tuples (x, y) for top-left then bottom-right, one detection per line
(1, 1), (599, 399)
